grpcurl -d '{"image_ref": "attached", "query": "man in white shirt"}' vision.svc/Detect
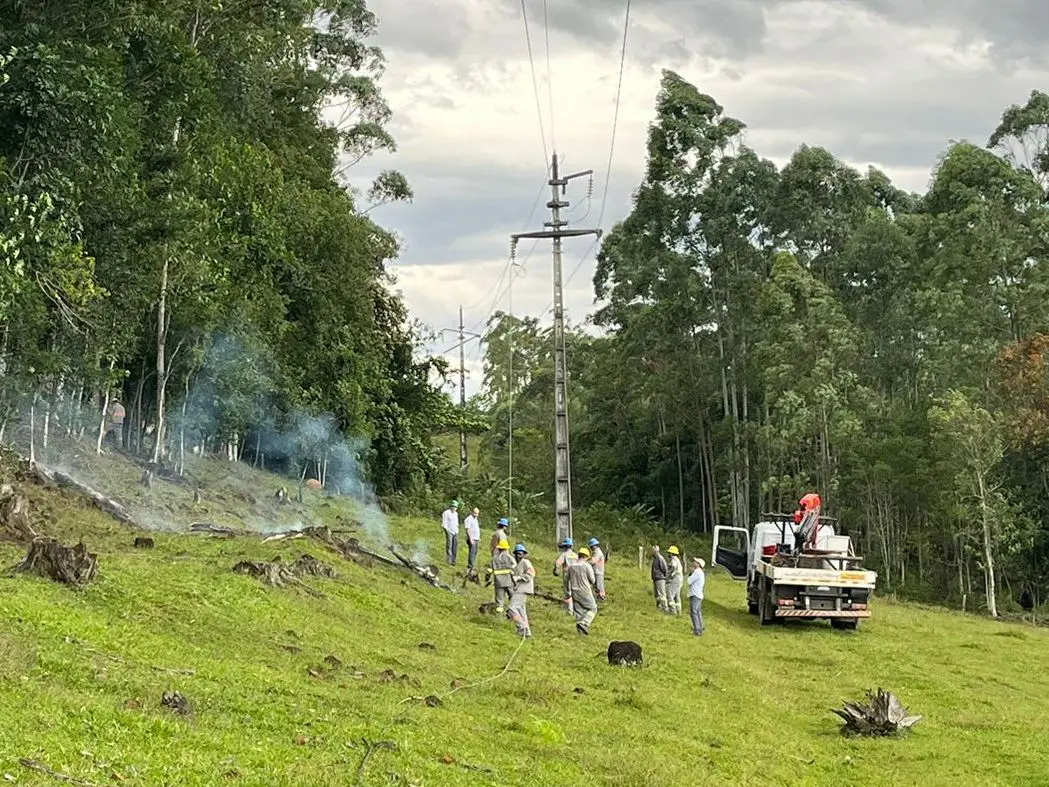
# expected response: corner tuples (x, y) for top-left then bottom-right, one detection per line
(464, 507), (481, 572)
(441, 500), (460, 566)
(687, 557), (706, 636)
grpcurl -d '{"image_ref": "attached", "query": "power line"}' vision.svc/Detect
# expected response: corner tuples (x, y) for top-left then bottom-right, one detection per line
(542, 0), (556, 152)
(520, 0), (549, 166)
(597, 0), (631, 230)
(548, 0), (632, 300)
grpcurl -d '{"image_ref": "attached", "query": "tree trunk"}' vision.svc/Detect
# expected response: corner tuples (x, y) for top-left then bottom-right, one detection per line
(29, 394), (37, 466)
(96, 359), (115, 455)
(675, 431), (684, 529)
(178, 372), (190, 476)
(152, 255), (170, 464)
(977, 471), (998, 617)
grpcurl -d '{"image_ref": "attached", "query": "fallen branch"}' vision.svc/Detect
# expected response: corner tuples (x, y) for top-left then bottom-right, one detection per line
(354, 738), (398, 786)
(389, 545), (456, 592)
(189, 522), (254, 537)
(19, 758), (101, 787)
(32, 464), (138, 528)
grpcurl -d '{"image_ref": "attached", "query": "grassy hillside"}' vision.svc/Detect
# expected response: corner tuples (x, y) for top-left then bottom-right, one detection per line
(1, 450), (1047, 786)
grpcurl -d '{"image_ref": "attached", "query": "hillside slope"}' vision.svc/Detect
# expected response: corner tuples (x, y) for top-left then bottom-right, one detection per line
(1, 451), (1047, 786)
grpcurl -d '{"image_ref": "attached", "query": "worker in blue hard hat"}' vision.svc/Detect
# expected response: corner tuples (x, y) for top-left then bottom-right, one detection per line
(568, 547), (599, 635)
(490, 517), (510, 557)
(588, 537), (607, 601)
(553, 537), (577, 615)
(508, 543), (535, 638)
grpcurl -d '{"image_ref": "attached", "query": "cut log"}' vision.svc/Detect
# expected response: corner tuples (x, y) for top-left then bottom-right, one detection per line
(133, 536), (155, 549)
(0, 484), (37, 540)
(15, 537), (98, 587)
(32, 463), (138, 528)
(832, 689), (921, 736)
(608, 641), (643, 666)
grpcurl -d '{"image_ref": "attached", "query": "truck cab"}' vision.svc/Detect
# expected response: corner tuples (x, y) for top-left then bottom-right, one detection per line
(712, 516), (877, 630)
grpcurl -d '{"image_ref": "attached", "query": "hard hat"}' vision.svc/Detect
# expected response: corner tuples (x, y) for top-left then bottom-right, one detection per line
(497, 539), (510, 550)
(451, 500), (460, 508)
(668, 545), (679, 555)
(497, 518), (509, 527)
(577, 547), (590, 558)
(560, 537), (573, 547)
(513, 543), (527, 554)
(588, 537), (600, 547)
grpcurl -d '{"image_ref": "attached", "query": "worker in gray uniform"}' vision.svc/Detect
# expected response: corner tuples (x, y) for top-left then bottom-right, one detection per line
(553, 537), (577, 614)
(567, 546), (599, 635)
(588, 537), (607, 600)
(651, 545), (669, 612)
(666, 545), (684, 615)
(486, 539), (516, 613)
(507, 543), (535, 638)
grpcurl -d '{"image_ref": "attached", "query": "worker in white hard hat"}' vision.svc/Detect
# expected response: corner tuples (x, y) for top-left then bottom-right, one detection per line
(666, 545), (684, 615)
(485, 539), (516, 613)
(688, 557), (706, 636)
(508, 543), (535, 638)
(567, 547), (599, 635)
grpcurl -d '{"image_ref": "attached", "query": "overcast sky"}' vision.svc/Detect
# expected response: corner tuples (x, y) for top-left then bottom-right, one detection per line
(348, 0), (1049, 399)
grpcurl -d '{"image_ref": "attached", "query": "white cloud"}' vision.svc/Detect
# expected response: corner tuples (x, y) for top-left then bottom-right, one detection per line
(357, 0), (1049, 398)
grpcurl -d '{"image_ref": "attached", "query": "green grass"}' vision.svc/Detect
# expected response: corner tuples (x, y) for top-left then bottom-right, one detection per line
(1, 450), (1048, 786)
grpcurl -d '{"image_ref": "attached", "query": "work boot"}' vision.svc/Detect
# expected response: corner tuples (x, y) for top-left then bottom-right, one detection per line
(576, 623), (588, 636)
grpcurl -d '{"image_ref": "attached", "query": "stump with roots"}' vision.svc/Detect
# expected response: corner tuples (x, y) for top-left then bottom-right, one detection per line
(15, 538), (98, 587)
(832, 689), (922, 737)
(0, 485), (37, 541)
(232, 553), (337, 596)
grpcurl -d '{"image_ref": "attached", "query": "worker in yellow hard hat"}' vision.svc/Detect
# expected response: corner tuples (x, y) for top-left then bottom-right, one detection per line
(666, 545), (684, 615)
(486, 539), (515, 613)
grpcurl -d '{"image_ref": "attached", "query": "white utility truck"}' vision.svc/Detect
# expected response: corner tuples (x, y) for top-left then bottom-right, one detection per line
(711, 509), (877, 630)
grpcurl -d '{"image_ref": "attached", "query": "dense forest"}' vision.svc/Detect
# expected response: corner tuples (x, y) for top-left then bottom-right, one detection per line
(0, 1), (451, 496)
(4, 1), (1049, 619)
(475, 72), (1049, 617)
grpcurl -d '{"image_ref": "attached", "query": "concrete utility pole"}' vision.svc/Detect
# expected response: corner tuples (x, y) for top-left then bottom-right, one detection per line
(439, 308), (481, 471)
(511, 153), (602, 546)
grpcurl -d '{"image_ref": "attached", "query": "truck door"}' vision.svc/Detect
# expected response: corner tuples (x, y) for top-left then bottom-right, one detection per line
(712, 526), (751, 580)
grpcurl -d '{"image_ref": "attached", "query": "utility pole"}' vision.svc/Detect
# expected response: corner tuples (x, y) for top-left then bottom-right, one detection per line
(439, 309), (481, 471)
(511, 154), (602, 545)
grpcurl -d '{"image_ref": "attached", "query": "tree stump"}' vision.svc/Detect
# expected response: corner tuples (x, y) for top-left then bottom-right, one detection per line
(134, 537), (155, 549)
(832, 689), (921, 736)
(0, 485), (37, 541)
(161, 690), (192, 716)
(15, 538), (98, 587)
(607, 640), (643, 666)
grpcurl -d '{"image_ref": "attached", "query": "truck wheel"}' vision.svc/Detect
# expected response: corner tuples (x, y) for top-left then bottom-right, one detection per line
(831, 619), (858, 631)
(759, 582), (776, 626)
(748, 601), (759, 615)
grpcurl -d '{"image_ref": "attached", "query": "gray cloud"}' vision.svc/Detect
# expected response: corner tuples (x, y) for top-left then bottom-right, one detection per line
(354, 0), (1049, 399)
